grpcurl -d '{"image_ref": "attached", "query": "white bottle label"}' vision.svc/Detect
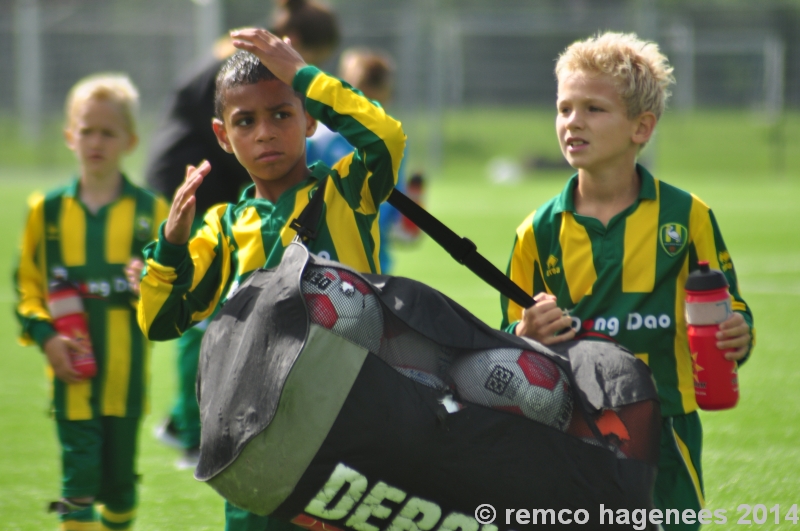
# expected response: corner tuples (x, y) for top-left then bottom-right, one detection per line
(685, 298), (732, 325)
(48, 296), (84, 319)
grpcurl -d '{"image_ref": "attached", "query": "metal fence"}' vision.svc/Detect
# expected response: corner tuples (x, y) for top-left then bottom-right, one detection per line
(2, 0), (798, 158)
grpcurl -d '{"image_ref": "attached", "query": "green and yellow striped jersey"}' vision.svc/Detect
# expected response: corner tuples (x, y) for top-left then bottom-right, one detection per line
(501, 166), (754, 416)
(14, 176), (169, 420)
(138, 66), (405, 341)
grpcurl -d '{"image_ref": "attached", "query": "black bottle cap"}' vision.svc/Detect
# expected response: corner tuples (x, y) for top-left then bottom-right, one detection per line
(685, 261), (729, 291)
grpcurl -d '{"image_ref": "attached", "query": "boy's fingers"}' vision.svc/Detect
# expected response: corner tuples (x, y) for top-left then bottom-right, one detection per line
(544, 315), (575, 336)
(724, 346), (749, 361)
(178, 196), (196, 218)
(183, 160), (209, 181)
(541, 327), (576, 346)
(718, 312), (745, 330)
(64, 337), (89, 355)
(231, 27), (274, 42)
(718, 333), (750, 351)
(231, 40), (257, 53)
(57, 370), (82, 384)
(533, 292), (556, 303)
(231, 29), (273, 52)
(47, 345), (82, 383)
(716, 321), (749, 340)
(175, 161), (208, 206)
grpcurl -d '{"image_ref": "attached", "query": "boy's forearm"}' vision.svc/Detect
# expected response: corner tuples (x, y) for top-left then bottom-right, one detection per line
(138, 223), (225, 340)
(295, 66), (406, 181)
(138, 237), (196, 340)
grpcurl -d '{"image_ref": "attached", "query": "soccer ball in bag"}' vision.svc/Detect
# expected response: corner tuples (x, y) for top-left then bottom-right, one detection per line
(301, 265), (383, 353)
(378, 330), (453, 391)
(448, 348), (572, 430)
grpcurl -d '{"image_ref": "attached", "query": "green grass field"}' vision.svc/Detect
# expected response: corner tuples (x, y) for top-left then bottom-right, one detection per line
(1, 108), (798, 529)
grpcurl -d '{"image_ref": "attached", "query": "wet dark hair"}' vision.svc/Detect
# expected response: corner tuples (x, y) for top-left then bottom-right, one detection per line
(214, 51), (304, 119)
(272, 0), (340, 51)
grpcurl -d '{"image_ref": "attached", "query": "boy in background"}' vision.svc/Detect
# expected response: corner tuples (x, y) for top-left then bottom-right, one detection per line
(14, 73), (168, 530)
(501, 33), (753, 530)
(137, 28), (404, 531)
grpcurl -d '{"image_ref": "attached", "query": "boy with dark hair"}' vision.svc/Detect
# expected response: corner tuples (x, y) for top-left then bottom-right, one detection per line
(502, 32), (753, 530)
(137, 28), (404, 531)
(144, 0), (340, 469)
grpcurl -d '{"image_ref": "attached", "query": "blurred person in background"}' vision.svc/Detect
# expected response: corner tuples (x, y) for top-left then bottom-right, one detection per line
(143, 0), (340, 474)
(15, 73), (168, 531)
(307, 47), (424, 273)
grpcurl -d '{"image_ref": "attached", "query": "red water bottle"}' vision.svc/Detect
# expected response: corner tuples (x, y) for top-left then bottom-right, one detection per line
(47, 278), (96, 379)
(685, 261), (738, 410)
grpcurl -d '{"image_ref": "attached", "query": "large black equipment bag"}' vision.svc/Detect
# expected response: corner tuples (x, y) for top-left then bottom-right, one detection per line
(195, 241), (661, 531)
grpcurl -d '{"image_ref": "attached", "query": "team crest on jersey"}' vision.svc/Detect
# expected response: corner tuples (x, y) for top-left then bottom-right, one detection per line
(659, 223), (688, 257)
(135, 216), (152, 241)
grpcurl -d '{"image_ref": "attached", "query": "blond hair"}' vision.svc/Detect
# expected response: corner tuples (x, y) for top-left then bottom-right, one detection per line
(555, 32), (675, 119)
(64, 73), (140, 135)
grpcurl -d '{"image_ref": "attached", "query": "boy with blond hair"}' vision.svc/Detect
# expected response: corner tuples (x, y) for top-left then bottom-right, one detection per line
(15, 73), (168, 530)
(501, 32), (753, 529)
(137, 28), (404, 531)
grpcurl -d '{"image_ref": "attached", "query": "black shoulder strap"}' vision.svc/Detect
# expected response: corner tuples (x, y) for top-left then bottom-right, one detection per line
(290, 177), (328, 243)
(387, 189), (534, 309)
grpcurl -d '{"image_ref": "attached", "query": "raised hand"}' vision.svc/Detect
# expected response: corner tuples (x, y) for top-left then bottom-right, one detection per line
(229, 28), (307, 85)
(515, 292), (576, 345)
(164, 161), (211, 246)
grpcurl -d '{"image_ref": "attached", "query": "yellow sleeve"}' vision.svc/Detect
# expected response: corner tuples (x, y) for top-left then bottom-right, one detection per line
(502, 210), (540, 330)
(138, 204), (231, 340)
(14, 193), (55, 347)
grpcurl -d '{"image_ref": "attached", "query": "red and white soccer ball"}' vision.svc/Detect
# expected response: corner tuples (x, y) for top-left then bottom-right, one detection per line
(302, 266), (384, 353)
(448, 348), (573, 430)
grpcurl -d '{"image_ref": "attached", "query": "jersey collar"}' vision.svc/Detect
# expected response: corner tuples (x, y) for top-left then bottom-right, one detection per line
(553, 163), (657, 214)
(65, 173), (138, 200)
(237, 162), (330, 203)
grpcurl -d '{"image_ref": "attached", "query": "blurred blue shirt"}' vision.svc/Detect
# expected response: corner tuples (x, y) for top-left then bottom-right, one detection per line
(307, 124), (407, 273)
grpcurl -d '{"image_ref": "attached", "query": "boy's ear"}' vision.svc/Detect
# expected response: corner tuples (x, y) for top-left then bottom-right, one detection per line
(632, 112), (657, 145)
(212, 118), (234, 153)
(63, 128), (75, 151)
(304, 112), (318, 138)
(126, 133), (139, 153)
